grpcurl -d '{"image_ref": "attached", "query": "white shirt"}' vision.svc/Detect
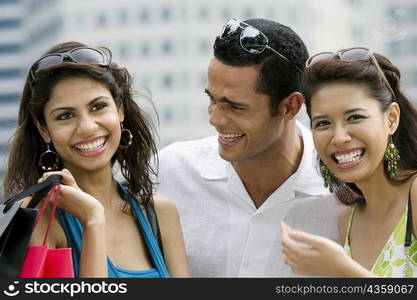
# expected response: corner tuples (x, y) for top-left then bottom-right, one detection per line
(155, 122), (342, 277)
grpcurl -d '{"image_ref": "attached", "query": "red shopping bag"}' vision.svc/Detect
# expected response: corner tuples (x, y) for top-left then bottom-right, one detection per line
(20, 185), (74, 278)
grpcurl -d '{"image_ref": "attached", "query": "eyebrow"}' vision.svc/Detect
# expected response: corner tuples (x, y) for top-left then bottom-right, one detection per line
(204, 89), (248, 108)
(311, 108), (367, 122)
(49, 96), (110, 116)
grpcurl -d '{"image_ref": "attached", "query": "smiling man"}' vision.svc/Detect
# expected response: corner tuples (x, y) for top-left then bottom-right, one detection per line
(155, 18), (340, 277)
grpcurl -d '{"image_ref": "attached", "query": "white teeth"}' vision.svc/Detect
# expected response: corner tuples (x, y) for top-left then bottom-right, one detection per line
(75, 137), (106, 152)
(335, 150), (363, 164)
(219, 133), (244, 142)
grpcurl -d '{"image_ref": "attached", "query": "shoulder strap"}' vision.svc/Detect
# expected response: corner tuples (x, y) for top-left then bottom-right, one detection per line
(116, 182), (164, 255)
(145, 198), (164, 257)
(344, 206), (355, 246)
(405, 190), (413, 247)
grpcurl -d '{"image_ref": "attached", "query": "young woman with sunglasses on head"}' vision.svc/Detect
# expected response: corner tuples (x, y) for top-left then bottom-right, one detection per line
(4, 41), (189, 277)
(281, 48), (417, 277)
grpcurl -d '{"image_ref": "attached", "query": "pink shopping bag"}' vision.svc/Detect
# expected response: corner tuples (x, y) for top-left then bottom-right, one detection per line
(20, 185), (74, 278)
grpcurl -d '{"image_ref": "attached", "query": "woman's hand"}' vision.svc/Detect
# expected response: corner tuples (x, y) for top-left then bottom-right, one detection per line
(38, 168), (104, 225)
(281, 222), (361, 277)
(38, 168), (107, 277)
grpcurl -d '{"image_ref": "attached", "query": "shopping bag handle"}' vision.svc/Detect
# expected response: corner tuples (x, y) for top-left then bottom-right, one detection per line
(2, 175), (62, 213)
(32, 184), (61, 245)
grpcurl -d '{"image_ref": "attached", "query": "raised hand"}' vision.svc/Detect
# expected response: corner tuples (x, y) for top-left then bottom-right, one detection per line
(280, 222), (371, 277)
(38, 168), (104, 225)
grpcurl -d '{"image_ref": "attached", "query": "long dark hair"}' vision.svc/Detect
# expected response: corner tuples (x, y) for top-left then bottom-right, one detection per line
(3, 41), (158, 206)
(303, 52), (417, 206)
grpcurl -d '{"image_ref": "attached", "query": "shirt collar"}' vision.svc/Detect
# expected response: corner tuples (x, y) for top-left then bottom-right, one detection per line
(199, 121), (328, 197)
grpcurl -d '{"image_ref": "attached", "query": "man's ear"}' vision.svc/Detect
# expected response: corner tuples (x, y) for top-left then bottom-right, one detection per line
(386, 102), (400, 135)
(281, 92), (304, 121)
(33, 118), (51, 143)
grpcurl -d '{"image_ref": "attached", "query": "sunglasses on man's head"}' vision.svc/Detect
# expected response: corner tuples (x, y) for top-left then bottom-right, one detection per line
(306, 47), (396, 101)
(220, 18), (302, 72)
(30, 47), (111, 80)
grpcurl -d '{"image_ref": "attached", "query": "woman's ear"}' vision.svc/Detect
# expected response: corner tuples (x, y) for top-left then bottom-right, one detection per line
(118, 103), (125, 123)
(386, 102), (400, 135)
(33, 118), (51, 143)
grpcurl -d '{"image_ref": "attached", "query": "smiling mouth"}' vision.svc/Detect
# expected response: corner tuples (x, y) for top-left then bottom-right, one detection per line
(333, 149), (364, 164)
(74, 137), (107, 152)
(219, 133), (245, 143)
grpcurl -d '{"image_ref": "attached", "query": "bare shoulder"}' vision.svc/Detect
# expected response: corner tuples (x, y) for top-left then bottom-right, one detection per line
(152, 193), (179, 219)
(338, 206), (353, 245)
(151, 194), (183, 243)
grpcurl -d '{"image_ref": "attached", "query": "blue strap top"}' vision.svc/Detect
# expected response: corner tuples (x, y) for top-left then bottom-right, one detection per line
(57, 182), (170, 278)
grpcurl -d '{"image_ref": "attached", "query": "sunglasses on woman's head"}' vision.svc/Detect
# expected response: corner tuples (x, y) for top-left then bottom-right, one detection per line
(30, 47), (112, 80)
(306, 47), (396, 101)
(220, 18), (302, 73)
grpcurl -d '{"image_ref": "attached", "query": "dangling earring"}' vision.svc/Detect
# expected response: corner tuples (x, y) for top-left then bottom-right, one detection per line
(119, 123), (133, 150)
(38, 142), (60, 171)
(384, 137), (400, 179)
(320, 164), (334, 193)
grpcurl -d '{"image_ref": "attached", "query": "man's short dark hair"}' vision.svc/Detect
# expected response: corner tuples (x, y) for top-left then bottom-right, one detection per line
(213, 18), (308, 116)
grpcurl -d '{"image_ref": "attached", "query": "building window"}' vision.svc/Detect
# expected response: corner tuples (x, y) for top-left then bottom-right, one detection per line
(139, 8), (150, 23)
(0, 68), (22, 79)
(28, 17), (62, 44)
(0, 19), (21, 29)
(163, 107), (173, 123)
(161, 40), (172, 55)
(0, 44), (22, 54)
(0, 93), (20, 104)
(162, 73), (173, 90)
(0, 118), (17, 128)
(198, 6), (209, 20)
(119, 9), (129, 26)
(139, 43), (150, 58)
(97, 12), (107, 27)
(0, 0), (22, 4)
(161, 6), (171, 21)
(0, 143), (9, 154)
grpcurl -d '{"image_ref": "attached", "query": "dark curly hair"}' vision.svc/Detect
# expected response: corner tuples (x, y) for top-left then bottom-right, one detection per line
(303, 51), (417, 206)
(3, 41), (158, 206)
(213, 18), (308, 116)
